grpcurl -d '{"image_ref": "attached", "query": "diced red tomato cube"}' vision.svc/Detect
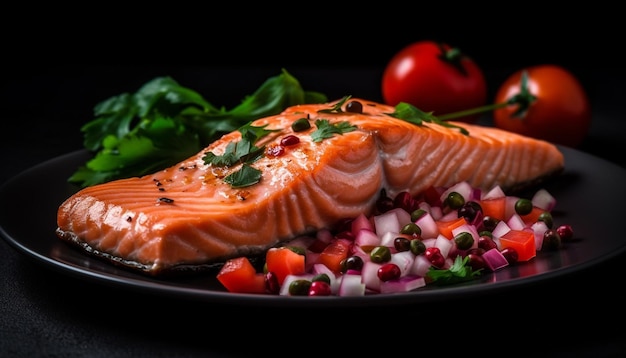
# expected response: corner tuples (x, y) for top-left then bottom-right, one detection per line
(480, 197), (506, 221)
(265, 247), (306, 285)
(521, 206), (545, 226)
(499, 229), (536, 261)
(217, 257), (267, 294)
(318, 238), (352, 273)
(436, 217), (467, 240)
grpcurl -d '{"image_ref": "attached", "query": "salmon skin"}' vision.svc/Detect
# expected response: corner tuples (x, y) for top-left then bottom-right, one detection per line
(56, 98), (564, 276)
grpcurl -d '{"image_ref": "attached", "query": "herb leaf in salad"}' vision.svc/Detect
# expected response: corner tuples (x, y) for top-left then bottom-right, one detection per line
(426, 255), (482, 285)
(69, 69), (328, 187)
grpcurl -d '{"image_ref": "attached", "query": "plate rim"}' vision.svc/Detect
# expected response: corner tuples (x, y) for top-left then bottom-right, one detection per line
(2, 148), (626, 307)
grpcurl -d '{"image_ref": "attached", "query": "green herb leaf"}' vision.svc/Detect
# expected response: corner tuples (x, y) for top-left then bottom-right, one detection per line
(202, 123), (277, 188)
(70, 69), (327, 188)
(387, 102), (469, 135)
(223, 164), (263, 188)
(202, 145), (238, 167)
(69, 116), (201, 187)
(426, 255), (482, 285)
(317, 95), (352, 114)
(310, 119), (357, 143)
(83, 77), (217, 153)
(202, 123), (275, 167)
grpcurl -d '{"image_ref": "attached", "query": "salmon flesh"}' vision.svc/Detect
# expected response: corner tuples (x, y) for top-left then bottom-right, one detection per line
(56, 98), (565, 276)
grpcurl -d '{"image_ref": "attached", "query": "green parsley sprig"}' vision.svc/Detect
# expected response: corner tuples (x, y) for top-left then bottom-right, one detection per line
(202, 123), (277, 188)
(310, 119), (357, 143)
(426, 255), (483, 285)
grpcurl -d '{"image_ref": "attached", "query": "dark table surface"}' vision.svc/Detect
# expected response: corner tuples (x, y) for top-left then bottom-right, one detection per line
(1, 63), (625, 357)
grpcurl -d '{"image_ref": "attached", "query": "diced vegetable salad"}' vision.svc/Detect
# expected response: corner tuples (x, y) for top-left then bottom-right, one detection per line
(217, 181), (574, 296)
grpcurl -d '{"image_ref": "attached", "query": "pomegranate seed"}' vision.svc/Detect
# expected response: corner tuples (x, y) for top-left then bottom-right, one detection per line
(425, 247), (445, 268)
(377, 263), (401, 281)
(265, 272), (280, 294)
(281, 135), (300, 146)
(393, 191), (416, 212)
(467, 253), (486, 271)
(500, 247), (519, 264)
(556, 225), (574, 242)
(477, 236), (497, 251)
(308, 281), (332, 296)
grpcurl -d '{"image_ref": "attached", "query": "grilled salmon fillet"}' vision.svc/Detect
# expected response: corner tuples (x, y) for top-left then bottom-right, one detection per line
(56, 98), (564, 276)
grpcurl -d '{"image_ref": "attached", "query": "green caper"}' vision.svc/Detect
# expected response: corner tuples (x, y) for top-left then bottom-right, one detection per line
(400, 223), (421, 236)
(410, 239), (426, 255)
(454, 232), (474, 250)
(288, 279), (312, 296)
(370, 246), (392, 263)
(478, 230), (493, 238)
(312, 273), (331, 285)
(538, 212), (554, 228)
(410, 209), (427, 222)
(291, 117), (311, 132)
(514, 198), (533, 216)
(445, 191), (465, 210)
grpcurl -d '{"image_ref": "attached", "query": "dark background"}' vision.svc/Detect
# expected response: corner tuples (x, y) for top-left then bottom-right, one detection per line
(2, 10), (626, 357)
(3, 13), (624, 171)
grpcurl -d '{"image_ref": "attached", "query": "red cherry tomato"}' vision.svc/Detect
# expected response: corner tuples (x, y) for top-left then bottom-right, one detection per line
(382, 40), (487, 123)
(493, 65), (591, 148)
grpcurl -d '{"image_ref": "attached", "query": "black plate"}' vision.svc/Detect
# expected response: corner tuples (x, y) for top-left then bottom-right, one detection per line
(1, 148), (625, 307)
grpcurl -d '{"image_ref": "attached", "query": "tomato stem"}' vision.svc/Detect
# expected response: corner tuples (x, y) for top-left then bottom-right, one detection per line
(437, 102), (510, 121)
(438, 70), (535, 122)
(437, 42), (467, 76)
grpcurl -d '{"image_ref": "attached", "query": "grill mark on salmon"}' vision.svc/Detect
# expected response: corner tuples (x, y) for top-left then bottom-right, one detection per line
(56, 98), (565, 276)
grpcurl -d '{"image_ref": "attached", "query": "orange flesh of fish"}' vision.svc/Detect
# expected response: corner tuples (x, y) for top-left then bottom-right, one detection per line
(56, 98), (564, 276)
